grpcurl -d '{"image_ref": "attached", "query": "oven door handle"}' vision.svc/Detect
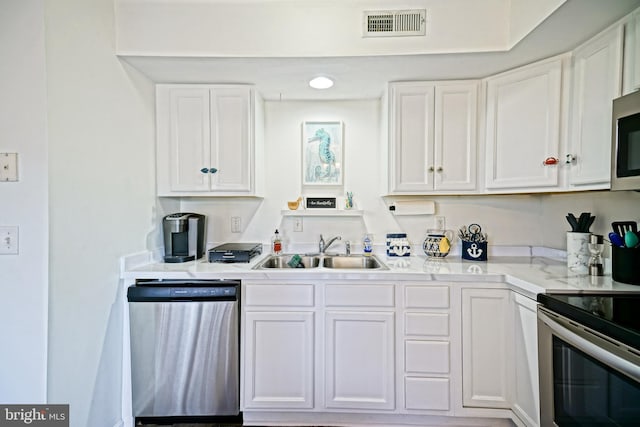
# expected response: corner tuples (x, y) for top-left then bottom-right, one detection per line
(539, 310), (640, 383)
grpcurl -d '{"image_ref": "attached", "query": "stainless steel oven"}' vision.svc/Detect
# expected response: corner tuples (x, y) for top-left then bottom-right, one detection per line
(537, 293), (640, 426)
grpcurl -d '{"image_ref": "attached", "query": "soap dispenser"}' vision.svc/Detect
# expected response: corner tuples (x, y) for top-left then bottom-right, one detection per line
(272, 229), (283, 255)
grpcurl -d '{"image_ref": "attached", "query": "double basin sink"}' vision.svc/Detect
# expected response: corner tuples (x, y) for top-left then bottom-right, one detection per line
(253, 254), (388, 270)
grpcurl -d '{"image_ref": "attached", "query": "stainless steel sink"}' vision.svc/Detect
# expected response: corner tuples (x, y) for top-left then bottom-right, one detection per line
(252, 254), (388, 270)
(322, 255), (388, 270)
(253, 254), (321, 269)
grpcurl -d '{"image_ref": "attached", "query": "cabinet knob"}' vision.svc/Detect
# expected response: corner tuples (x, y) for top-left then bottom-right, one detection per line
(200, 167), (218, 174)
(428, 166), (435, 172)
(565, 154), (577, 164)
(542, 157), (559, 166)
(436, 166), (443, 172)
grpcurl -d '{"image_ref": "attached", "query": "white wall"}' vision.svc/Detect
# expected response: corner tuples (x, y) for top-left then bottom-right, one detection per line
(115, 0), (513, 56)
(0, 0), (49, 403)
(44, 0), (156, 426)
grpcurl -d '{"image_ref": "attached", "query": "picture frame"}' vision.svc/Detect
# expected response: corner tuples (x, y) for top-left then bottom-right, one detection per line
(302, 121), (343, 185)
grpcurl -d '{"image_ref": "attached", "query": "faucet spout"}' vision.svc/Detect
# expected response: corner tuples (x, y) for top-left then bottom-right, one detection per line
(319, 234), (342, 253)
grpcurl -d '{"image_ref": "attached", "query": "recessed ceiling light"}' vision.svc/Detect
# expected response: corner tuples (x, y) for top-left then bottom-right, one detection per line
(309, 76), (334, 89)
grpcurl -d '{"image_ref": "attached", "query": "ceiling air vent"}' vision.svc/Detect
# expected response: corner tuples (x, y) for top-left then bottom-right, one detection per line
(363, 9), (426, 37)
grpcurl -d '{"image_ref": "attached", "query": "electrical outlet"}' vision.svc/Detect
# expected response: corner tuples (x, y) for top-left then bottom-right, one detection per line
(231, 217), (241, 233)
(293, 217), (303, 232)
(0, 226), (18, 254)
(434, 216), (446, 230)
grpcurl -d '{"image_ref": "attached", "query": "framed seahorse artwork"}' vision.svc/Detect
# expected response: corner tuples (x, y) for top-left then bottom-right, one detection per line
(302, 121), (343, 185)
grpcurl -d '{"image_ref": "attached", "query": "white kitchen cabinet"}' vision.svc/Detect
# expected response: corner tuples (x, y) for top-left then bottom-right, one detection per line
(324, 283), (395, 410)
(461, 288), (512, 409)
(242, 283), (315, 409)
(156, 84), (263, 196)
(389, 81), (478, 193)
(567, 26), (623, 188)
(484, 56), (565, 191)
(629, 10), (640, 91)
(511, 292), (540, 427)
(402, 284), (452, 413)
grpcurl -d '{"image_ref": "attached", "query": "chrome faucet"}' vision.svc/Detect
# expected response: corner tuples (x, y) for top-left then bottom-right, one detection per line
(319, 234), (341, 253)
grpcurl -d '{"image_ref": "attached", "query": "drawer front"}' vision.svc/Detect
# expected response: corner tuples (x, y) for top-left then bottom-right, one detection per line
(405, 377), (450, 411)
(405, 341), (450, 374)
(244, 284), (314, 307)
(405, 313), (449, 337)
(325, 284), (395, 307)
(404, 286), (449, 308)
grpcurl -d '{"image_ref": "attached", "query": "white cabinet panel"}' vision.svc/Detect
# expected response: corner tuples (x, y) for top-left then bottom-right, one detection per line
(325, 284), (394, 307)
(243, 311), (314, 409)
(389, 81), (478, 193)
(405, 377), (450, 411)
(512, 293), (540, 427)
(157, 84), (260, 196)
(325, 311), (395, 410)
(405, 313), (449, 337)
(485, 57), (564, 190)
(405, 341), (449, 374)
(404, 285), (449, 308)
(568, 26), (622, 187)
(461, 288), (512, 409)
(244, 283), (314, 307)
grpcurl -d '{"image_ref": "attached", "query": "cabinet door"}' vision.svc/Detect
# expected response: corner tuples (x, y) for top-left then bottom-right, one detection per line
(568, 26), (622, 187)
(243, 311), (314, 409)
(512, 293), (540, 427)
(389, 83), (435, 192)
(434, 82), (478, 191)
(485, 58), (563, 190)
(325, 311), (395, 410)
(165, 87), (212, 192)
(210, 87), (252, 192)
(461, 288), (512, 409)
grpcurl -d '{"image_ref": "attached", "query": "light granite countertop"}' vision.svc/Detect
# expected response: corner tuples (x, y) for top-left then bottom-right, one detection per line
(122, 247), (640, 299)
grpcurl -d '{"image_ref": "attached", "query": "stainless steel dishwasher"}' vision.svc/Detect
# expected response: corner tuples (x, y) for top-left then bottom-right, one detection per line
(127, 279), (240, 423)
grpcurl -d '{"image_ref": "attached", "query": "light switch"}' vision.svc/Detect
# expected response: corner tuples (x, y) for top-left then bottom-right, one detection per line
(0, 153), (18, 182)
(0, 226), (19, 255)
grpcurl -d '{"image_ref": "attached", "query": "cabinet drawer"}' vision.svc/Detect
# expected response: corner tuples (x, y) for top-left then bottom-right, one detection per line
(405, 341), (450, 374)
(405, 377), (450, 411)
(404, 286), (449, 308)
(405, 313), (449, 337)
(325, 284), (394, 307)
(244, 284), (314, 307)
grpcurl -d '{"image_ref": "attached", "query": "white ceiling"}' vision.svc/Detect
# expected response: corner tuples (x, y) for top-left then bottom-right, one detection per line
(120, 0), (640, 100)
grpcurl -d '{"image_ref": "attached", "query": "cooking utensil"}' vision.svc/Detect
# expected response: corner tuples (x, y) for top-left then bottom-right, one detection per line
(624, 230), (639, 248)
(612, 221), (637, 237)
(566, 212), (595, 233)
(608, 232), (625, 248)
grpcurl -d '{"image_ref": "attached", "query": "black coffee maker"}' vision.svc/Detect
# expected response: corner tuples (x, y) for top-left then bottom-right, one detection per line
(162, 213), (206, 263)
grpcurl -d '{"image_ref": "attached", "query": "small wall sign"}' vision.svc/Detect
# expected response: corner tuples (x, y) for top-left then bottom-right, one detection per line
(306, 197), (337, 209)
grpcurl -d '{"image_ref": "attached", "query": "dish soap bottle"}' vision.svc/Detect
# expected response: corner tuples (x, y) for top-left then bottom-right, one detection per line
(272, 229), (282, 255)
(363, 234), (373, 256)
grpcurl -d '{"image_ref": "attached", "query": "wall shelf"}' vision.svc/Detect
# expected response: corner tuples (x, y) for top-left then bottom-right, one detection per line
(281, 209), (363, 217)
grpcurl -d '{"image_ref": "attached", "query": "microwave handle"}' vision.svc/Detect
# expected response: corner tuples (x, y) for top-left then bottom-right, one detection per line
(539, 310), (640, 383)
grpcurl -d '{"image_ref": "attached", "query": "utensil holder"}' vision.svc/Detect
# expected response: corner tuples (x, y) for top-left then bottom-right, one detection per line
(461, 240), (487, 261)
(612, 245), (640, 285)
(567, 232), (590, 274)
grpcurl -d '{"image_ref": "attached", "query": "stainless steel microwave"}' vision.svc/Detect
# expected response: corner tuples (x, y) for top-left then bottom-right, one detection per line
(611, 90), (640, 191)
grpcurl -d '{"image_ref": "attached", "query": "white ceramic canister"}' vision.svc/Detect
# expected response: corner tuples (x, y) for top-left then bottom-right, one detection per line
(567, 232), (590, 274)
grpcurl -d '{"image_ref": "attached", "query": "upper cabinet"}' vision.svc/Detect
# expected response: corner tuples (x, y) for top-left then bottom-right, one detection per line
(388, 81), (478, 194)
(484, 56), (565, 191)
(567, 26), (623, 188)
(156, 84), (264, 197)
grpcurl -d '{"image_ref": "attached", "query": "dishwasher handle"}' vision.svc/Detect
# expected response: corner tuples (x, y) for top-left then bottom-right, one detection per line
(127, 281), (239, 302)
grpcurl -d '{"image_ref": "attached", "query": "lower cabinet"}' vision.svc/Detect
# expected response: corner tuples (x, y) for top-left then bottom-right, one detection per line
(242, 283), (315, 409)
(243, 281), (539, 426)
(324, 310), (395, 410)
(461, 287), (540, 426)
(402, 284), (452, 412)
